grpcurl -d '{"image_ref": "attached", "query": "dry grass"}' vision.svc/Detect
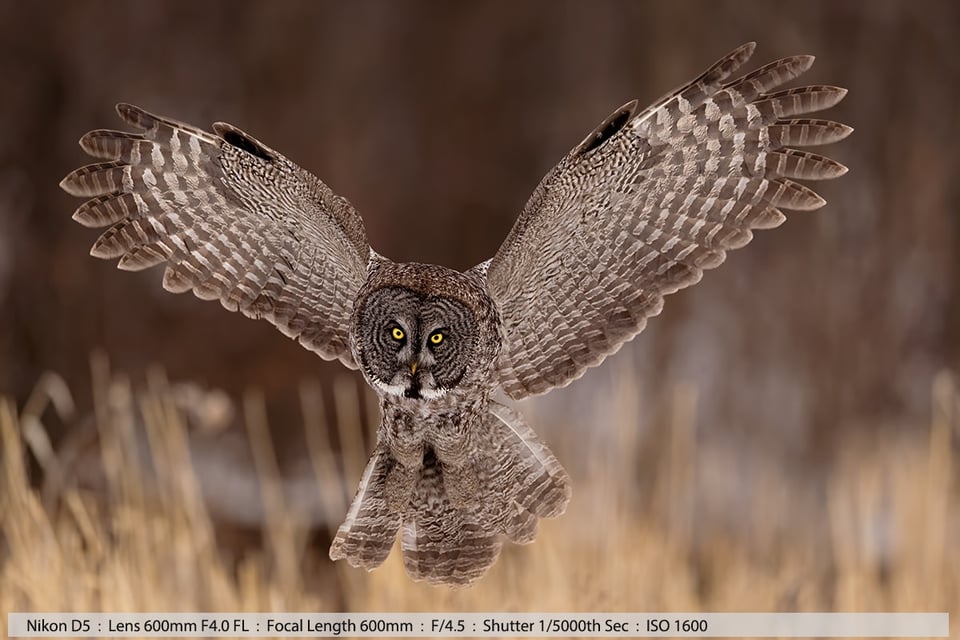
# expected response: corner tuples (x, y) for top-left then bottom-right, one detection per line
(1, 358), (958, 638)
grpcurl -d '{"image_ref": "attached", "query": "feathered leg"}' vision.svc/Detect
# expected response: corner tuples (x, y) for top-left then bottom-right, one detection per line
(401, 404), (571, 585)
(401, 448), (503, 586)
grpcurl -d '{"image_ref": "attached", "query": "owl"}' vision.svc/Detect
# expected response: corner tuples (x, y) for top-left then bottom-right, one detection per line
(60, 43), (850, 586)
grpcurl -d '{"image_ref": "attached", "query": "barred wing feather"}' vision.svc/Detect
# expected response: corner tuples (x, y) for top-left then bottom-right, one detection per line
(61, 104), (370, 368)
(482, 43), (851, 399)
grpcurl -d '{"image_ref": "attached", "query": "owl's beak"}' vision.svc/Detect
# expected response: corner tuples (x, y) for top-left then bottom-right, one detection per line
(410, 362), (418, 375)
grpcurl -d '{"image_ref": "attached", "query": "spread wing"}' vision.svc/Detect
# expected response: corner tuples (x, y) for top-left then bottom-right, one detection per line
(481, 43), (852, 399)
(61, 104), (370, 368)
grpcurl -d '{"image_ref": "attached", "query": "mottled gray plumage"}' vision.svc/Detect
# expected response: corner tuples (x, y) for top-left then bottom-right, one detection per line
(61, 42), (850, 586)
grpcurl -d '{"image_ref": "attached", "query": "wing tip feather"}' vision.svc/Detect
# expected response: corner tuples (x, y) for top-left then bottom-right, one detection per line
(738, 41), (758, 58)
(790, 54), (816, 76)
(58, 174), (80, 196)
(71, 204), (99, 228)
(717, 41), (757, 77)
(115, 102), (145, 123)
(795, 192), (827, 211)
(89, 242), (113, 260)
(78, 131), (99, 158)
(829, 122), (855, 142)
(116, 258), (140, 272)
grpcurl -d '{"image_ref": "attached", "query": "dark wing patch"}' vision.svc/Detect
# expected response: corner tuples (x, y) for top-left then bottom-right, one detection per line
(480, 43), (852, 399)
(61, 103), (371, 369)
(216, 124), (276, 163)
(578, 100), (639, 155)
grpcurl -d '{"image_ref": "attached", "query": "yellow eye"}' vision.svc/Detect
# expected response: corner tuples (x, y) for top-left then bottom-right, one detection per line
(391, 327), (405, 340)
(430, 332), (444, 345)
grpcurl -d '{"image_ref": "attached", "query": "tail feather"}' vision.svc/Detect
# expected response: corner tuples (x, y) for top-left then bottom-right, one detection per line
(487, 401), (571, 521)
(400, 403), (571, 585)
(329, 444), (413, 570)
(401, 449), (502, 586)
(503, 500), (540, 545)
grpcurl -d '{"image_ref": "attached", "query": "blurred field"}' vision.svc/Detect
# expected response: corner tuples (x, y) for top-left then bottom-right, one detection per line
(1, 359), (957, 637)
(2, 0), (958, 461)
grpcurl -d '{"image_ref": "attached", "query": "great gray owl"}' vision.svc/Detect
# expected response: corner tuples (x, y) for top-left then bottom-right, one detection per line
(60, 43), (850, 586)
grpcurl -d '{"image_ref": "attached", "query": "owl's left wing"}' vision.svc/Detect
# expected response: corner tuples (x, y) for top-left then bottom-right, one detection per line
(61, 104), (370, 368)
(480, 43), (851, 399)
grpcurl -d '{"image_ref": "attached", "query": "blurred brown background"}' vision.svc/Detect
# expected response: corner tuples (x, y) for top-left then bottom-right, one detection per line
(0, 0), (957, 462)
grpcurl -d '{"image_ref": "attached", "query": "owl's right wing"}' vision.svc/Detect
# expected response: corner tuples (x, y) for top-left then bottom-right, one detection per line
(480, 43), (851, 399)
(61, 104), (370, 369)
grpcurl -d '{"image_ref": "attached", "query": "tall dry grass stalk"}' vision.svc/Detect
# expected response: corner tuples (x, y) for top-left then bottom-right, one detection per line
(1, 359), (958, 638)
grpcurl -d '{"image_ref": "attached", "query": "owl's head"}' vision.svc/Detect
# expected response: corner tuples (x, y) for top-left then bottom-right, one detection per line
(351, 262), (499, 401)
